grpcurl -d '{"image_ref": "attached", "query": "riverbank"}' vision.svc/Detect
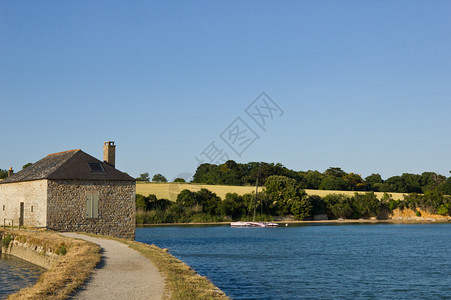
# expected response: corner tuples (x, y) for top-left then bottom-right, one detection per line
(81, 233), (229, 300)
(0, 230), (228, 300)
(0, 229), (100, 299)
(137, 208), (451, 226)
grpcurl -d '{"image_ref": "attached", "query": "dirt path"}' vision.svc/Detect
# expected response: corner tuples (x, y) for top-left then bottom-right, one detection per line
(61, 233), (164, 300)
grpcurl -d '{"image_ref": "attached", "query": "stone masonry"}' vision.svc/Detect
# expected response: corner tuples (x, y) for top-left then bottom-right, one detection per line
(47, 180), (136, 239)
(0, 180), (48, 228)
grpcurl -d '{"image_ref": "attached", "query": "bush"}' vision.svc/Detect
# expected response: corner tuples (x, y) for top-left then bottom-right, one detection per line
(1, 234), (12, 248)
(437, 204), (450, 216)
(56, 244), (67, 255)
(415, 210), (422, 217)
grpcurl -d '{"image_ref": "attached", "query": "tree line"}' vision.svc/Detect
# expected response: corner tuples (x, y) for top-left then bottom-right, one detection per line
(136, 175), (451, 224)
(192, 161), (451, 195)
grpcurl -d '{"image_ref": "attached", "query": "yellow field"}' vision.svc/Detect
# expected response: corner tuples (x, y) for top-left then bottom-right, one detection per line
(136, 182), (405, 201)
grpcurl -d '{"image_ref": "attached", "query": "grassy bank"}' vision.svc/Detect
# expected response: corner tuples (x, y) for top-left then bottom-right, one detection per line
(1, 230), (100, 300)
(84, 233), (229, 300)
(136, 182), (405, 201)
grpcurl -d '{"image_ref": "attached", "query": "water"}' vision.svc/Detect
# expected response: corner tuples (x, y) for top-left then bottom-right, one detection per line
(137, 223), (451, 299)
(0, 253), (45, 299)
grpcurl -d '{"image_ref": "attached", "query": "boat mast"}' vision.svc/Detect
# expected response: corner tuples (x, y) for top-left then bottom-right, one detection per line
(253, 163), (260, 222)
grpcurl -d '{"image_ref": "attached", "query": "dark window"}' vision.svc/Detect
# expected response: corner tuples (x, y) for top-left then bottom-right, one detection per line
(31, 206), (33, 212)
(88, 162), (105, 173)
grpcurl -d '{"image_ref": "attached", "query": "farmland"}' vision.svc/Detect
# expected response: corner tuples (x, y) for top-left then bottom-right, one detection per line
(136, 182), (405, 201)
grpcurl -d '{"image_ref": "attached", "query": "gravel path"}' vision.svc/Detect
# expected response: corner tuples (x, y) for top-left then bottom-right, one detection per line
(61, 233), (164, 300)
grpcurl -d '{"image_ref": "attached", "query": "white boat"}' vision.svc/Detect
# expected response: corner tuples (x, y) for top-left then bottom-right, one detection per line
(230, 221), (278, 227)
(230, 164), (278, 228)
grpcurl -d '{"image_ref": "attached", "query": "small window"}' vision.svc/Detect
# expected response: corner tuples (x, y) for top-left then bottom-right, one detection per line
(86, 193), (99, 218)
(31, 206), (33, 212)
(2, 205), (4, 211)
(48, 162), (58, 169)
(88, 162), (105, 173)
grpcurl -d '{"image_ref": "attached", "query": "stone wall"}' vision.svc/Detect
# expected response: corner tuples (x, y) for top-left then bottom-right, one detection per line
(1, 237), (59, 269)
(47, 180), (136, 239)
(0, 180), (48, 228)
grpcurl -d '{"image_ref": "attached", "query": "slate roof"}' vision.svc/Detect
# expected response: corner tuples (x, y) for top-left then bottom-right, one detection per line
(0, 149), (135, 184)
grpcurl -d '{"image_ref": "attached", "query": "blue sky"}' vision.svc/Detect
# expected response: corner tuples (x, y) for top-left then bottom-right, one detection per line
(1, 0), (450, 180)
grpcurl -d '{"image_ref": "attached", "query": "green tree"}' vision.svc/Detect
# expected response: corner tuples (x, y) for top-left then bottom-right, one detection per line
(176, 189), (196, 207)
(383, 176), (407, 193)
(218, 160), (243, 185)
(304, 170), (323, 189)
(324, 167), (347, 178)
(344, 173), (367, 191)
(137, 172), (150, 182)
(174, 178), (186, 183)
(290, 196), (313, 220)
(420, 172), (446, 192)
(196, 188), (221, 215)
(400, 173), (422, 193)
(217, 193), (246, 219)
(365, 173), (383, 191)
(192, 163), (221, 184)
(437, 178), (451, 195)
(136, 194), (149, 211)
(22, 163), (32, 170)
(324, 194), (354, 219)
(152, 173), (167, 182)
(309, 195), (327, 215)
(319, 176), (350, 191)
(0, 169), (7, 179)
(352, 192), (381, 218)
(265, 175), (310, 219)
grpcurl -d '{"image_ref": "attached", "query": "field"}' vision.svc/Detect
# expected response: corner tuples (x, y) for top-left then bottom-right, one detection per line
(136, 182), (405, 201)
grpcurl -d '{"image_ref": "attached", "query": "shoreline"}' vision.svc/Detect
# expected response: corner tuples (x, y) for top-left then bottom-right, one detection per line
(1, 230), (228, 300)
(137, 218), (451, 226)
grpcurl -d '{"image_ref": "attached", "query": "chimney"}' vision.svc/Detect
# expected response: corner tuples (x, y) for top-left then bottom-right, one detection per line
(103, 141), (116, 168)
(8, 167), (14, 177)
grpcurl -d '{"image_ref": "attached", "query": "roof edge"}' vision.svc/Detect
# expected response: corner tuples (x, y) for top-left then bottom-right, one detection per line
(47, 149), (80, 156)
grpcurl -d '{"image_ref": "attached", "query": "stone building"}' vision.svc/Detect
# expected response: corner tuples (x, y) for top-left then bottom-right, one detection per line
(0, 142), (136, 239)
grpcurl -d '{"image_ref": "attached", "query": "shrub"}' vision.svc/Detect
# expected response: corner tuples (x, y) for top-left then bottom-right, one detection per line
(437, 204), (450, 216)
(1, 233), (12, 248)
(56, 244), (67, 255)
(415, 210), (422, 217)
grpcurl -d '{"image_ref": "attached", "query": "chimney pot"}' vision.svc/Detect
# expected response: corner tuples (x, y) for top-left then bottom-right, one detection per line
(103, 141), (116, 168)
(8, 167), (14, 177)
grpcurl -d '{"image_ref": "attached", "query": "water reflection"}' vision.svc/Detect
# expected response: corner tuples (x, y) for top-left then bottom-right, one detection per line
(0, 253), (45, 299)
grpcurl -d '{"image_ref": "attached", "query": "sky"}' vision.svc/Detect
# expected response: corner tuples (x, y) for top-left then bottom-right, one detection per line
(1, 0), (450, 181)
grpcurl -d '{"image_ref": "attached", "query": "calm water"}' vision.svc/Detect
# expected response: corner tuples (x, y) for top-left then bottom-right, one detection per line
(137, 223), (451, 299)
(0, 253), (45, 299)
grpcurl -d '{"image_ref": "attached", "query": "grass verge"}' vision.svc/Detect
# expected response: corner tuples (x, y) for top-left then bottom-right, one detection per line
(1, 229), (100, 300)
(83, 233), (229, 300)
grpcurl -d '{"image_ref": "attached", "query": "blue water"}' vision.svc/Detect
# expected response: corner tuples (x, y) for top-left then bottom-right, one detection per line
(137, 223), (451, 299)
(0, 253), (45, 299)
